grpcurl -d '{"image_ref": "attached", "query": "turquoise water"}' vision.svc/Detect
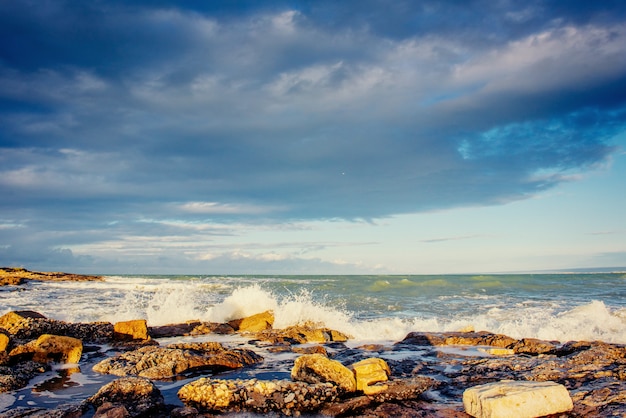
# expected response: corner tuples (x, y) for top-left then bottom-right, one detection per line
(1, 273), (625, 344)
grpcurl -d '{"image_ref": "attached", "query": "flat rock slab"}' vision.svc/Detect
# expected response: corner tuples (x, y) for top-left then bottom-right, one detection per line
(93, 342), (263, 379)
(463, 380), (573, 418)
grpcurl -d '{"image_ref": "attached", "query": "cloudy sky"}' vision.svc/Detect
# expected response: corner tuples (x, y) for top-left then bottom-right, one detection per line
(1, 0), (625, 275)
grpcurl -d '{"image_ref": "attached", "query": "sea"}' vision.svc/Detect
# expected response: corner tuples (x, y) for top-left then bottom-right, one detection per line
(1, 273), (625, 413)
(2, 273), (626, 344)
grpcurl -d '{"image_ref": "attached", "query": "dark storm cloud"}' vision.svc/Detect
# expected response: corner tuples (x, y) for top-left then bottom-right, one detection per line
(1, 0), (626, 269)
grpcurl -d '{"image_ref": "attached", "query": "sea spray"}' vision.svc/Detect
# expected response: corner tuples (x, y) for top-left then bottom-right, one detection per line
(2, 274), (625, 344)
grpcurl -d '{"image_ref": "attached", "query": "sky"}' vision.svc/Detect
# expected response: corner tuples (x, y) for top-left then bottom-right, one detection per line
(1, 0), (625, 275)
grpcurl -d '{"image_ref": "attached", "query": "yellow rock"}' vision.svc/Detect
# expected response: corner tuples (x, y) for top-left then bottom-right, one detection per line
(10, 334), (83, 364)
(463, 380), (573, 418)
(291, 353), (356, 392)
(478, 347), (515, 356)
(350, 358), (390, 395)
(114, 319), (149, 341)
(0, 333), (9, 352)
(230, 311), (274, 332)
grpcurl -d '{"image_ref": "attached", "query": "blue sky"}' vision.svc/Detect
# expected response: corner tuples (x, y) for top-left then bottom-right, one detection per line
(1, 0), (625, 274)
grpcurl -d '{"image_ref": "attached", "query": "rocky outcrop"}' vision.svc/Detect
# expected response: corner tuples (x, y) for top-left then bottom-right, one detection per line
(114, 319), (149, 341)
(399, 331), (557, 355)
(350, 357), (391, 395)
(9, 334), (83, 364)
(252, 322), (350, 345)
(92, 341), (263, 379)
(0, 267), (102, 286)
(291, 353), (357, 392)
(0, 361), (49, 393)
(463, 380), (573, 418)
(178, 377), (340, 415)
(319, 376), (436, 416)
(86, 377), (165, 417)
(228, 310), (274, 332)
(0, 311), (113, 344)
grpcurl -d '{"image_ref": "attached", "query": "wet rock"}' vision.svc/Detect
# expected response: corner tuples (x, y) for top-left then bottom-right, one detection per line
(253, 322), (350, 345)
(178, 377), (339, 415)
(509, 338), (557, 355)
(169, 406), (200, 417)
(319, 376), (435, 416)
(400, 331), (518, 350)
(0, 404), (85, 417)
(291, 353), (357, 392)
(293, 345), (328, 355)
(9, 334), (83, 364)
(86, 377), (164, 418)
(350, 358), (391, 395)
(93, 401), (131, 417)
(0, 361), (49, 393)
(113, 320), (149, 341)
(463, 380), (573, 418)
(0, 311), (113, 344)
(92, 341), (263, 379)
(228, 310), (274, 332)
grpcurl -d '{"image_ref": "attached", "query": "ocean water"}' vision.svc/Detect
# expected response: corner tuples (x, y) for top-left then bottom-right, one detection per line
(2, 273), (625, 344)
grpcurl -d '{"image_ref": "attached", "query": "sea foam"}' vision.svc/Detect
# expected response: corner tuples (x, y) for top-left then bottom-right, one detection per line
(2, 276), (625, 345)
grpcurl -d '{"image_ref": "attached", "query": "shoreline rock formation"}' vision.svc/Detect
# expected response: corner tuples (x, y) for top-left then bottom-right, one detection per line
(0, 267), (102, 286)
(0, 308), (624, 417)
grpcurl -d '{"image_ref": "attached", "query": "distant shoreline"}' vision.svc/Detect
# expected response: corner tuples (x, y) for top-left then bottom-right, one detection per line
(0, 267), (103, 286)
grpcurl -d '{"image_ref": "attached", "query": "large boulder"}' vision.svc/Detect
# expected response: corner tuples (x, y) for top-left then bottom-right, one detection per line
(178, 377), (339, 415)
(350, 357), (391, 395)
(114, 319), (149, 341)
(253, 322), (350, 345)
(463, 380), (573, 418)
(93, 341), (263, 379)
(228, 310), (274, 332)
(9, 334), (83, 364)
(86, 377), (164, 417)
(291, 353), (356, 392)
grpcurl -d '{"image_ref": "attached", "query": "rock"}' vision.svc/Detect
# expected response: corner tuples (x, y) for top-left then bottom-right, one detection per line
(477, 347), (515, 356)
(0, 404), (85, 417)
(178, 377), (339, 415)
(0, 333), (9, 352)
(291, 353), (357, 392)
(0, 311), (113, 344)
(400, 331), (518, 349)
(169, 406), (200, 417)
(93, 342), (263, 379)
(93, 401), (130, 417)
(113, 320), (148, 341)
(9, 334), (83, 364)
(228, 310), (274, 332)
(0, 361), (49, 393)
(463, 380), (573, 418)
(510, 338), (557, 355)
(319, 376), (435, 416)
(86, 377), (164, 418)
(253, 322), (350, 345)
(350, 357), (391, 395)
(0, 267), (102, 286)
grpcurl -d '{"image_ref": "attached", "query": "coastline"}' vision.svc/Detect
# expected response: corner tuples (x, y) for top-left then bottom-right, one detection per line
(1, 269), (624, 416)
(0, 267), (102, 286)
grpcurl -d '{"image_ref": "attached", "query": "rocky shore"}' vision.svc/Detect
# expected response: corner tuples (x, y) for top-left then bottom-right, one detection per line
(0, 267), (102, 286)
(0, 308), (624, 417)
